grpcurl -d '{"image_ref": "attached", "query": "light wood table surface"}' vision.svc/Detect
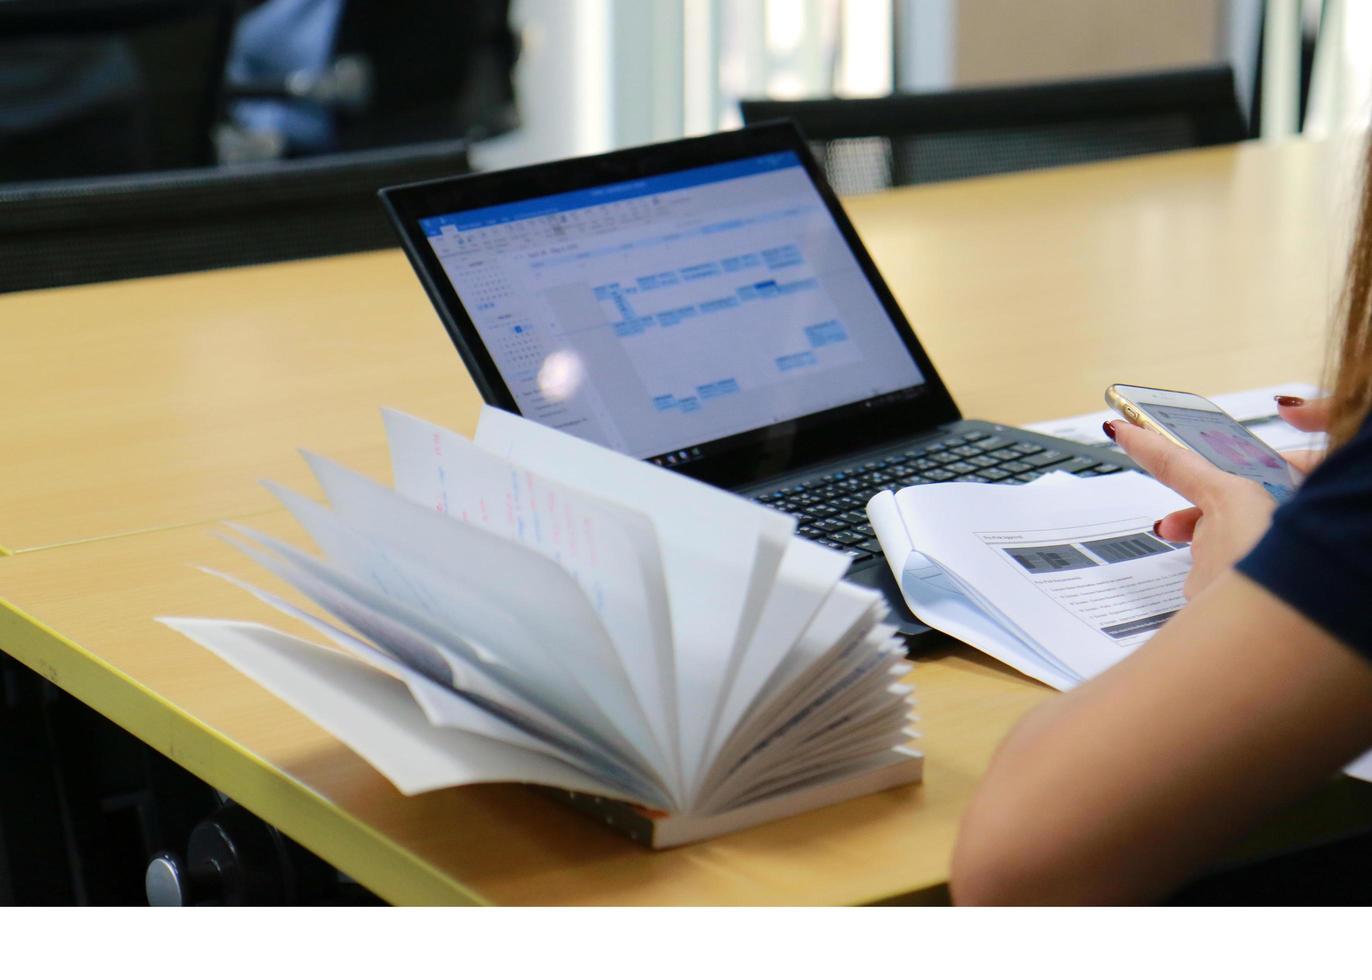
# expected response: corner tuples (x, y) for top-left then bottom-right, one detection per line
(0, 136), (1361, 555)
(0, 136), (1367, 904)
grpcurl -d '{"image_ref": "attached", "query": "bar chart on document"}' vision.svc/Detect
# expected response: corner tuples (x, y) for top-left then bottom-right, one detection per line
(422, 153), (925, 459)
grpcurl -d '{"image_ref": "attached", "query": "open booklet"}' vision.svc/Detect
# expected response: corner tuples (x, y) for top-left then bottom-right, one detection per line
(868, 470), (1372, 780)
(160, 407), (921, 849)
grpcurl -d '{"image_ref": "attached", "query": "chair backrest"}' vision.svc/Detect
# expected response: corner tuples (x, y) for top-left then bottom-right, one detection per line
(0, 0), (239, 180)
(330, 0), (519, 149)
(739, 66), (1249, 195)
(0, 140), (470, 293)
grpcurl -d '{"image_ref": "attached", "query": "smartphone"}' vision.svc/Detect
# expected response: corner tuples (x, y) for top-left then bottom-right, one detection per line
(1105, 384), (1299, 502)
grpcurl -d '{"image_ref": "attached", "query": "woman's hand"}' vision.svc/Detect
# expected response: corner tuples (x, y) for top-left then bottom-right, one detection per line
(1106, 394), (1332, 599)
(1275, 394), (1331, 473)
(1107, 419), (1274, 599)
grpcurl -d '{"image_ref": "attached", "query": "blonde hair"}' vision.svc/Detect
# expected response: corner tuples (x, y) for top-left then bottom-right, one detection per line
(1329, 141), (1372, 448)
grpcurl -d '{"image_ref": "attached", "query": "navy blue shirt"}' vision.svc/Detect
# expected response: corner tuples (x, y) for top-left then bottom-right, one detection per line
(1238, 413), (1372, 658)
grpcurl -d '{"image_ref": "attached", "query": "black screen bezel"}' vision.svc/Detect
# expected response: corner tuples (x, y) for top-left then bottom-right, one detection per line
(379, 122), (962, 488)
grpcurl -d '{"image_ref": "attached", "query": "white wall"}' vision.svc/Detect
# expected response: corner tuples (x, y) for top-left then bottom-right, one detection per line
(471, 0), (613, 171)
(474, 0), (892, 170)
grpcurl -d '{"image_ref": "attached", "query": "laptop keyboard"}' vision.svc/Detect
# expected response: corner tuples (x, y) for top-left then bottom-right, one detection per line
(750, 431), (1122, 563)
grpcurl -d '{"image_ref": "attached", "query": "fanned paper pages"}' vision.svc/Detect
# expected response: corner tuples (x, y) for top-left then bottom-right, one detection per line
(866, 471), (1372, 782)
(161, 407), (920, 847)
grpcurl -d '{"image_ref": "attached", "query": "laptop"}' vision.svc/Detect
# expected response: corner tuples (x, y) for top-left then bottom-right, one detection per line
(380, 123), (1128, 643)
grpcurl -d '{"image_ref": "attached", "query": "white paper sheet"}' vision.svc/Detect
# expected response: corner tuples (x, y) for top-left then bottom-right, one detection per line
(868, 490), (1077, 690)
(471, 406), (796, 794)
(293, 452), (674, 783)
(702, 536), (850, 765)
(196, 565), (613, 770)
(874, 472), (1192, 686)
(700, 587), (889, 799)
(380, 412), (681, 788)
(217, 522), (666, 803)
(158, 619), (629, 799)
(703, 629), (909, 811)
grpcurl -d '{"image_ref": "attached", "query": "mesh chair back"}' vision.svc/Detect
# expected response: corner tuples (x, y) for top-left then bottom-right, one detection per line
(740, 66), (1248, 195)
(0, 140), (470, 293)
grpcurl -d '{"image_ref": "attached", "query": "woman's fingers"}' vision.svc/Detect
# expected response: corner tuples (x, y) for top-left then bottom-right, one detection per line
(1154, 506), (1202, 542)
(1275, 395), (1331, 433)
(1107, 420), (1248, 506)
(1281, 448), (1323, 474)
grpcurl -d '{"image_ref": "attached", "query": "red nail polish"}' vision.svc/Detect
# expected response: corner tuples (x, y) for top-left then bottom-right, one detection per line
(1275, 395), (1305, 407)
(1152, 520), (1162, 537)
(1102, 420), (1118, 441)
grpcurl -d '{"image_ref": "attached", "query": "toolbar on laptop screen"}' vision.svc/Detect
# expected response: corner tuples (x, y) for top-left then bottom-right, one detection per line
(420, 151), (926, 461)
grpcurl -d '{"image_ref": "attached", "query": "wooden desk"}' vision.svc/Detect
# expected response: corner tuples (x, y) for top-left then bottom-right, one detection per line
(0, 511), (1050, 904)
(0, 137), (1360, 555)
(0, 137), (1365, 903)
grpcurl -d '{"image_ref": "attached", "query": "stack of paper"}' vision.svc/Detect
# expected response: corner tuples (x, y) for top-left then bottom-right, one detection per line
(161, 407), (921, 848)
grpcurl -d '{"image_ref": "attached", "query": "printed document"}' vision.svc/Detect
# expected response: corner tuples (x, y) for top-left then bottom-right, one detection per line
(870, 469), (1372, 781)
(869, 471), (1192, 687)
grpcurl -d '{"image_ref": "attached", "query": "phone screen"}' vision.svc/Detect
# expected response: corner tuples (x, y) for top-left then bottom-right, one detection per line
(1139, 402), (1297, 502)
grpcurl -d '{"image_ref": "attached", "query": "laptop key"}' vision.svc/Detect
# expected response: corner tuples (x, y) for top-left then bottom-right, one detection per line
(1061, 456), (1101, 474)
(1019, 449), (1072, 468)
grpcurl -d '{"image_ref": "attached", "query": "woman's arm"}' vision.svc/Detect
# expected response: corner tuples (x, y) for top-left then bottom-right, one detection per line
(950, 568), (1372, 905)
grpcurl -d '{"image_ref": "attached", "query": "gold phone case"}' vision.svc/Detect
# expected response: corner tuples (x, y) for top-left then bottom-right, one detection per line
(1104, 384), (1197, 452)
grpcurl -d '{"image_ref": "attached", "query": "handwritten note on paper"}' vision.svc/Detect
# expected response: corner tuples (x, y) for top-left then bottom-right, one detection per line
(470, 406), (795, 794)
(381, 410), (681, 790)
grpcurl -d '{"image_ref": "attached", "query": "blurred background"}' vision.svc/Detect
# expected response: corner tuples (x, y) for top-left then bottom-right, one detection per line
(6, 0), (1372, 177)
(3, 0), (1372, 293)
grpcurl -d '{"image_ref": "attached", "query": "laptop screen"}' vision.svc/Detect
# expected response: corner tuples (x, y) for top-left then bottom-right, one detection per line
(417, 150), (928, 464)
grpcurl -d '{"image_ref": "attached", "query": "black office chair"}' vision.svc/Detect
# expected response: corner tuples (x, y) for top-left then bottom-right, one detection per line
(0, 0), (240, 181)
(740, 66), (1249, 195)
(330, 0), (518, 150)
(223, 0), (519, 158)
(0, 139), (470, 293)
